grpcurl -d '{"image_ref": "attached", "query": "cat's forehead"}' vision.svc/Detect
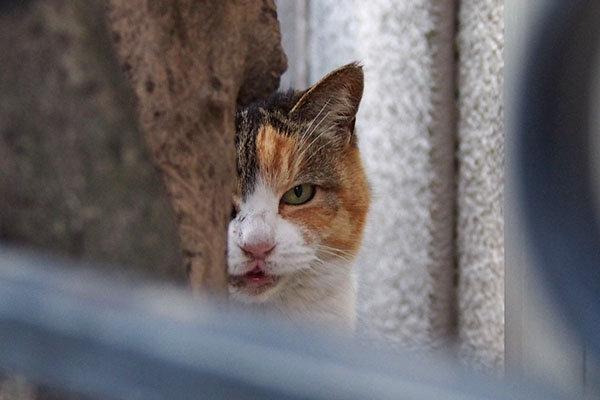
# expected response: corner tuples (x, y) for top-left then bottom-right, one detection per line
(235, 111), (339, 199)
(234, 115), (303, 197)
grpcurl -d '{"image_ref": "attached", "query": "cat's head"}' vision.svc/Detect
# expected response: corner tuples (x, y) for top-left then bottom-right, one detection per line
(228, 63), (370, 304)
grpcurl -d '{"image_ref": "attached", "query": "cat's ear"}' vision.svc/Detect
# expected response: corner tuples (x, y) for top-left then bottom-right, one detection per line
(289, 62), (363, 144)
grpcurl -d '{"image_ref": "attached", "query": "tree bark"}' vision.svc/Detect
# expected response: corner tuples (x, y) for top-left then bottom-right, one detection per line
(105, 0), (287, 295)
(0, 0), (184, 282)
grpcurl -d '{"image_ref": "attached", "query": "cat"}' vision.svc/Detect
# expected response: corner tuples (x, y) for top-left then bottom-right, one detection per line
(227, 63), (370, 333)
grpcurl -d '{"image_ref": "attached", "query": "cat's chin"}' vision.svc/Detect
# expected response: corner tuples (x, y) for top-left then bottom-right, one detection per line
(228, 270), (287, 304)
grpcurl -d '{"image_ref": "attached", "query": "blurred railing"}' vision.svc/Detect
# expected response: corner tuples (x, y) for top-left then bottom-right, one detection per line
(0, 246), (568, 399)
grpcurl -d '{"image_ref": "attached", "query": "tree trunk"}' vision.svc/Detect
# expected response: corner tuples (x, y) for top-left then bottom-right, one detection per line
(0, 0), (184, 281)
(105, 0), (287, 295)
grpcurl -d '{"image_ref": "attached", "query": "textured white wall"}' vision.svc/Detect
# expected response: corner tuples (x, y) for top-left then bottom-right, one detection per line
(455, 0), (504, 372)
(275, 0), (308, 90)
(307, 1), (457, 351)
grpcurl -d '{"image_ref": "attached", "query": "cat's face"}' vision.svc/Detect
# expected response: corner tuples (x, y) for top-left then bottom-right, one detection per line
(227, 64), (370, 304)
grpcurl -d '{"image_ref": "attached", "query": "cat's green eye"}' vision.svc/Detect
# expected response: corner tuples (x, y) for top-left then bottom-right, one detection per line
(281, 184), (315, 205)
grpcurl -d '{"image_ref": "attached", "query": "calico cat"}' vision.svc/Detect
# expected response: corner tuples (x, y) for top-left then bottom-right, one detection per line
(227, 63), (370, 332)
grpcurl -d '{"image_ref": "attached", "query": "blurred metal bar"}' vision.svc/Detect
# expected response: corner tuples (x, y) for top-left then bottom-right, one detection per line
(517, 0), (600, 360)
(0, 246), (570, 399)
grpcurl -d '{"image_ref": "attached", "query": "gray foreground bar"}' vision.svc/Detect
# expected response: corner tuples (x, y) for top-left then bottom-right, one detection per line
(0, 246), (568, 399)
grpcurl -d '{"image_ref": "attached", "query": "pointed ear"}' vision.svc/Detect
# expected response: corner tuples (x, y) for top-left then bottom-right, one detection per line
(289, 62), (363, 142)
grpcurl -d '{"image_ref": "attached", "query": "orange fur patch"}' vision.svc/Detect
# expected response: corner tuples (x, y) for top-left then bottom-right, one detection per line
(256, 124), (370, 261)
(319, 148), (370, 257)
(256, 125), (299, 191)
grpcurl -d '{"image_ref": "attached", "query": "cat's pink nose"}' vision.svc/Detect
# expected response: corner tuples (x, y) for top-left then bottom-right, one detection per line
(241, 241), (275, 259)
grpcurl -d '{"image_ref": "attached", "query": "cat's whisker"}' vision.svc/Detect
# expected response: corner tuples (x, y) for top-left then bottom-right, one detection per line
(315, 245), (356, 260)
(303, 126), (338, 165)
(315, 243), (354, 254)
(319, 249), (355, 258)
(312, 255), (337, 266)
(314, 251), (354, 264)
(300, 101), (326, 138)
(296, 120), (337, 168)
(303, 97), (335, 138)
(296, 98), (334, 154)
(304, 258), (326, 272)
(294, 112), (332, 163)
(303, 115), (333, 151)
(298, 98), (332, 146)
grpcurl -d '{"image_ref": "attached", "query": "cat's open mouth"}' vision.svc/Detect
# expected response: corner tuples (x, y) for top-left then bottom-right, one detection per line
(228, 266), (280, 295)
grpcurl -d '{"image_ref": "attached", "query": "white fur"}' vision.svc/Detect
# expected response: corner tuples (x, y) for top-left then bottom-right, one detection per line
(227, 180), (357, 332)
